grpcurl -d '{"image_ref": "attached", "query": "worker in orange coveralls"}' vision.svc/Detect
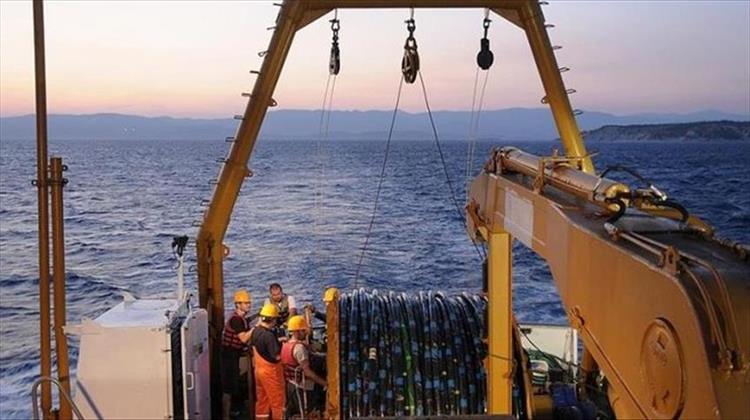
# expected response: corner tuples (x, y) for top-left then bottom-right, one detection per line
(250, 303), (286, 419)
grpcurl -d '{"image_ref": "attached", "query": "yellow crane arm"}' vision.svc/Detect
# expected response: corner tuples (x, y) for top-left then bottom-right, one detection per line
(467, 148), (750, 419)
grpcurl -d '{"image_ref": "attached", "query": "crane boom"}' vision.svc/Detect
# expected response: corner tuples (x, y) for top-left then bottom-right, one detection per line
(467, 147), (750, 419)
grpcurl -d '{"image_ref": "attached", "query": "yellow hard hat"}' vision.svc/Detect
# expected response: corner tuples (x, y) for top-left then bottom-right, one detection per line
(260, 303), (279, 318)
(234, 289), (251, 303)
(288, 315), (308, 331)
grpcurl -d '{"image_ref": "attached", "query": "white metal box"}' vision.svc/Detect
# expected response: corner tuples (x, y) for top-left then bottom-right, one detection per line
(69, 298), (209, 419)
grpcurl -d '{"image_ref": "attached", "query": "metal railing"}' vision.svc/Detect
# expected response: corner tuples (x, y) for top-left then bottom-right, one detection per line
(31, 376), (85, 420)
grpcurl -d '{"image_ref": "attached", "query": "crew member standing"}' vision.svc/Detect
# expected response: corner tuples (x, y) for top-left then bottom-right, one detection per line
(251, 303), (286, 419)
(264, 283), (297, 325)
(282, 315), (327, 417)
(221, 289), (253, 420)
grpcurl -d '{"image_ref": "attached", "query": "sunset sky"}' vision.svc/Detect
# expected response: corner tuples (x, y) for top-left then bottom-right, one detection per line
(1, 1), (748, 118)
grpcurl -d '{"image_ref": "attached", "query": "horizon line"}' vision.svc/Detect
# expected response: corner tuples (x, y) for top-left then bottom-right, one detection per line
(2, 107), (749, 120)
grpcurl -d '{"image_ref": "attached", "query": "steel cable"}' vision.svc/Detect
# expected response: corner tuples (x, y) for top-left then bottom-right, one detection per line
(315, 73), (337, 283)
(353, 76), (406, 287)
(465, 68), (490, 200)
(465, 66), (481, 200)
(417, 71), (486, 261)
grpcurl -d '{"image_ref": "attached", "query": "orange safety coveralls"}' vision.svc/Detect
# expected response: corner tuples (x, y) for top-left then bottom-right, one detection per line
(254, 351), (286, 419)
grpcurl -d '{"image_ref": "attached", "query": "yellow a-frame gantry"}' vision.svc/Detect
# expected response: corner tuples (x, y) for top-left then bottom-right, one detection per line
(196, 1), (591, 417)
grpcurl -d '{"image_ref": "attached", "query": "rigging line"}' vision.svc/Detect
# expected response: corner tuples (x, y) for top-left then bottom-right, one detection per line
(353, 75), (406, 288)
(314, 73), (334, 283)
(465, 66), (480, 201)
(468, 70), (491, 185)
(319, 75), (338, 282)
(418, 71), (485, 262)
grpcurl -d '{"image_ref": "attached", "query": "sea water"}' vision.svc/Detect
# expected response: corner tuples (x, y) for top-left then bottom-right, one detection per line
(1, 138), (748, 418)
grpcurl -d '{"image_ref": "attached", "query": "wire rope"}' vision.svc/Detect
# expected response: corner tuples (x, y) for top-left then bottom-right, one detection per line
(465, 66), (481, 201)
(465, 68), (491, 191)
(314, 73), (337, 283)
(417, 71), (486, 261)
(353, 76), (406, 287)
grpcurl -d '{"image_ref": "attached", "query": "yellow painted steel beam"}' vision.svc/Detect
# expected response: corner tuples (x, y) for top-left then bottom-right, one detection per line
(324, 288), (341, 419)
(519, 2), (594, 173)
(486, 230), (513, 414)
(197, 0), (307, 309)
(306, 0), (528, 10)
(196, 2), (308, 414)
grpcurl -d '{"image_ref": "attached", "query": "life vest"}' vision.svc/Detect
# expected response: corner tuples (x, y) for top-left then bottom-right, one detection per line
(221, 313), (249, 351)
(281, 340), (307, 384)
(269, 293), (291, 323)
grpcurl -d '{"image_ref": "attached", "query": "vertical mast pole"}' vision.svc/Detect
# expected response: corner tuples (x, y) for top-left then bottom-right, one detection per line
(486, 229), (513, 414)
(324, 288), (341, 419)
(50, 157), (72, 420)
(32, 1), (52, 418)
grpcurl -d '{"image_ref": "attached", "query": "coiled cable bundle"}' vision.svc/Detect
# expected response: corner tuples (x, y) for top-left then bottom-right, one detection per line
(339, 289), (488, 417)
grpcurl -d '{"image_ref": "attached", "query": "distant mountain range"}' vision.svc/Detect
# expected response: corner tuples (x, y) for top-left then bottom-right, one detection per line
(583, 120), (750, 142)
(1, 109), (748, 141)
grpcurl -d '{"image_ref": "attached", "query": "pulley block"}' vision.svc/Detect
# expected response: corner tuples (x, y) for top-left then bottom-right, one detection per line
(330, 42), (341, 75)
(402, 39), (420, 84)
(329, 17), (341, 75)
(401, 18), (419, 84)
(477, 38), (494, 70)
(476, 17), (494, 70)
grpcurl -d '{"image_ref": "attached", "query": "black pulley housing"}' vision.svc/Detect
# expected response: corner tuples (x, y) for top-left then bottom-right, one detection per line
(330, 43), (341, 75)
(477, 38), (494, 70)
